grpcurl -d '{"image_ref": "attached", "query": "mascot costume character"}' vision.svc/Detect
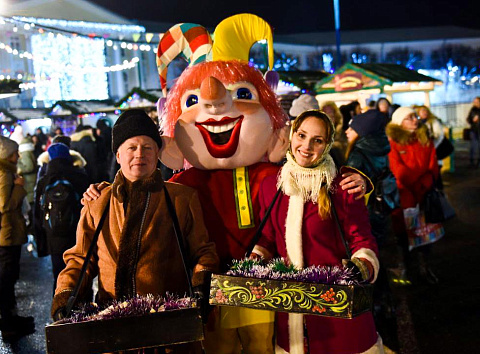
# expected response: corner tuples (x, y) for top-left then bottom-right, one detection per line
(156, 15), (289, 353)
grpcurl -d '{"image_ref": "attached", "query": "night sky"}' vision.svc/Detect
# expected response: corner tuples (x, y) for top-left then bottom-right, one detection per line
(90, 0), (480, 34)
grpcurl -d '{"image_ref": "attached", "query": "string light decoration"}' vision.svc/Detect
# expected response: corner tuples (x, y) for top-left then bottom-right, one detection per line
(30, 33), (110, 106)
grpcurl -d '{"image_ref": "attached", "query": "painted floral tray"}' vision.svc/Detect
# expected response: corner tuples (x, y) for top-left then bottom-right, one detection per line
(209, 274), (373, 319)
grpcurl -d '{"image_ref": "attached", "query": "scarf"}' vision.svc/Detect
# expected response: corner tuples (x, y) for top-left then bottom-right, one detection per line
(278, 151), (336, 354)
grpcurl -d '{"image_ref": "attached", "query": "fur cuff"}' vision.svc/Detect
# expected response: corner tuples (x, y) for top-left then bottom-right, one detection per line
(352, 248), (379, 283)
(252, 245), (273, 260)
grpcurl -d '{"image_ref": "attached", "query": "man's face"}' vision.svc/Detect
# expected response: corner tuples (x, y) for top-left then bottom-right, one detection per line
(174, 76), (273, 169)
(116, 136), (159, 182)
(473, 98), (480, 108)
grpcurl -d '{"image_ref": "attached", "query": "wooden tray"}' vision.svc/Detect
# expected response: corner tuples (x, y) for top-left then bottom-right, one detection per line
(209, 274), (373, 319)
(45, 307), (203, 353)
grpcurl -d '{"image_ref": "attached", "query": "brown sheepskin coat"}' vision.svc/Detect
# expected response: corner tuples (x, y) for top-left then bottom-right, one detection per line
(52, 169), (219, 314)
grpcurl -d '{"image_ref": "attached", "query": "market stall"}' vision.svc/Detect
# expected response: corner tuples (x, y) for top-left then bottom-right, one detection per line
(314, 63), (442, 107)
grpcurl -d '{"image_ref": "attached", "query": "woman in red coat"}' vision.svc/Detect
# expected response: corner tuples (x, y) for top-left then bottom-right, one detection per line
(252, 110), (383, 354)
(386, 106), (442, 284)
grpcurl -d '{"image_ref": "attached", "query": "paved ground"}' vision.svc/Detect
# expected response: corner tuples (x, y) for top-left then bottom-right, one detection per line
(1, 139), (479, 353)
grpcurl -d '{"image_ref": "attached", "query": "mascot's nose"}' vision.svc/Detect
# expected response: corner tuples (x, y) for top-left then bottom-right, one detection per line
(200, 76), (232, 114)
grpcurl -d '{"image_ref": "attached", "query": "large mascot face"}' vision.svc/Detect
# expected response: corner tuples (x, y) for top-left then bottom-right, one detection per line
(161, 61), (289, 170)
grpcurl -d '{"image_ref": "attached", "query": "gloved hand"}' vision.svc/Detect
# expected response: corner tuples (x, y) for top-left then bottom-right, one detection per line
(343, 258), (371, 282)
(53, 307), (67, 322)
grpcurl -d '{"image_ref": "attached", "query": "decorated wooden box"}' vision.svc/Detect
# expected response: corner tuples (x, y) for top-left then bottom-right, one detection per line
(45, 307), (203, 353)
(209, 274), (373, 319)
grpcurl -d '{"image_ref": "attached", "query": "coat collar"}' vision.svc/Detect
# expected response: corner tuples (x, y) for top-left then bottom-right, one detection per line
(112, 169), (164, 203)
(386, 122), (430, 146)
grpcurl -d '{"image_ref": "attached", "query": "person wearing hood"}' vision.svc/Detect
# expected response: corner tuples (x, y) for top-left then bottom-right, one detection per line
(386, 107), (441, 285)
(0, 136), (35, 341)
(252, 110), (382, 354)
(70, 125), (98, 183)
(33, 143), (90, 290)
(9, 126), (24, 145)
(17, 138), (37, 206)
(37, 135), (87, 180)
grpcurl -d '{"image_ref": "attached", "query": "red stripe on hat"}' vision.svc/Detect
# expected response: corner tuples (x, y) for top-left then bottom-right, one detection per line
(157, 31), (175, 58)
(189, 33), (210, 52)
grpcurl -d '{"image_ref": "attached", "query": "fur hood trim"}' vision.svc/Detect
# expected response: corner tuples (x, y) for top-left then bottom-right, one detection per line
(70, 129), (95, 142)
(386, 122), (430, 146)
(19, 142), (34, 153)
(37, 149), (87, 168)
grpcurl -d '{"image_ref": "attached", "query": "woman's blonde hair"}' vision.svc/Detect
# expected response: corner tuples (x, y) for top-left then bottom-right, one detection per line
(320, 101), (343, 128)
(291, 110), (335, 220)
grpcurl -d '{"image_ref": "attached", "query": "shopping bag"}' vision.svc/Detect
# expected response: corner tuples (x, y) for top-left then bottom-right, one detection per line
(403, 205), (445, 250)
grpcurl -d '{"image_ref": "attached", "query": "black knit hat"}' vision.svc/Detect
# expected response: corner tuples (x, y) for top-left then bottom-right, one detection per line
(112, 109), (162, 152)
(349, 110), (386, 137)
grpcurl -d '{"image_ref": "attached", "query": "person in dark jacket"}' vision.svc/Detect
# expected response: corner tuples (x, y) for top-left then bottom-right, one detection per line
(345, 110), (400, 333)
(70, 125), (98, 183)
(33, 143), (89, 291)
(466, 96), (480, 167)
(346, 110), (393, 243)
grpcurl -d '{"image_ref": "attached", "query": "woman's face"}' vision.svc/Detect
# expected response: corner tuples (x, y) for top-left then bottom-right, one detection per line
(401, 113), (419, 131)
(418, 107), (429, 120)
(378, 100), (389, 113)
(345, 127), (359, 143)
(291, 116), (328, 168)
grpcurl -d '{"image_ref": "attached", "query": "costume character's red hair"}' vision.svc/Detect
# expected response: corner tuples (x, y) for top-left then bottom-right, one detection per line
(161, 60), (288, 137)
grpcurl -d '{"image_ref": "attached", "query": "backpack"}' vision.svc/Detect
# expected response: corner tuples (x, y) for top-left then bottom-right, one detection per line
(40, 179), (80, 237)
(355, 149), (400, 215)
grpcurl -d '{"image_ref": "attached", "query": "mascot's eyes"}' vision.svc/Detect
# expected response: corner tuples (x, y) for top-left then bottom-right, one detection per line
(235, 87), (253, 100)
(185, 94), (199, 107)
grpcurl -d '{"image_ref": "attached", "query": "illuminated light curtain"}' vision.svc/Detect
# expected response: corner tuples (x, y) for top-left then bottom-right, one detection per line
(31, 33), (109, 106)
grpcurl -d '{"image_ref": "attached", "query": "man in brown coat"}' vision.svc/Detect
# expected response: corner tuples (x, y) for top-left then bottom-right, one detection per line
(52, 109), (219, 352)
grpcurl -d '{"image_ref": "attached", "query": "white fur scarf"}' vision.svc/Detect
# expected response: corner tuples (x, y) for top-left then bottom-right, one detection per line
(277, 152), (336, 354)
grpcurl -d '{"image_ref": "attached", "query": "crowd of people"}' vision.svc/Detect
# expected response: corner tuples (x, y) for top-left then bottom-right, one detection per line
(0, 93), (471, 351)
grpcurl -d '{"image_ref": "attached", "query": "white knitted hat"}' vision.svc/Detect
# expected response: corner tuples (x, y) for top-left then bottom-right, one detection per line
(391, 106), (416, 126)
(289, 94), (319, 117)
(0, 136), (19, 159)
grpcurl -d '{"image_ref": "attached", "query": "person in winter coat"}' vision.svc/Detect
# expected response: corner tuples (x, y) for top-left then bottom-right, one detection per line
(345, 110), (391, 243)
(386, 107), (440, 284)
(0, 136), (35, 341)
(346, 110), (400, 334)
(252, 110), (382, 354)
(340, 100), (362, 131)
(51, 110), (219, 353)
(17, 138), (37, 206)
(33, 143), (90, 291)
(466, 96), (480, 167)
(70, 125), (98, 183)
(37, 135), (87, 181)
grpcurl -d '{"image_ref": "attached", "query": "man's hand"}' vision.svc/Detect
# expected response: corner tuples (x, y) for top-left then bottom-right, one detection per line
(14, 175), (24, 186)
(339, 172), (366, 200)
(81, 182), (109, 205)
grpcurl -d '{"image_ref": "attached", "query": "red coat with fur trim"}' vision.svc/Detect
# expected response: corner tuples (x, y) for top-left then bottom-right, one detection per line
(386, 124), (439, 209)
(255, 173), (379, 354)
(170, 162), (280, 271)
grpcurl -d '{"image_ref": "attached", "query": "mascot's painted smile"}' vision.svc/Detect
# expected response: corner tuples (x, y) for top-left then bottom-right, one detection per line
(196, 115), (244, 158)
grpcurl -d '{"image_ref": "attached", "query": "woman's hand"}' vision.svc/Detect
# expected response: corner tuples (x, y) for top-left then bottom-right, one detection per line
(81, 182), (109, 205)
(339, 172), (367, 200)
